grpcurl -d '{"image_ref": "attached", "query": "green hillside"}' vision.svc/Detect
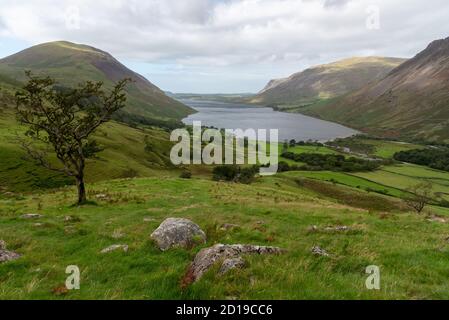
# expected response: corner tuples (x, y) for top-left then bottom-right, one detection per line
(301, 37), (449, 142)
(1, 173), (449, 299)
(249, 57), (405, 107)
(0, 106), (181, 193)
(0, 41), (194, 121)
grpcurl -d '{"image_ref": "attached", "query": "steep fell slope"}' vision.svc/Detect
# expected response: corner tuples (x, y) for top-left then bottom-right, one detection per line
(304, 37), (449, 142)
(250, 57), (406, 106)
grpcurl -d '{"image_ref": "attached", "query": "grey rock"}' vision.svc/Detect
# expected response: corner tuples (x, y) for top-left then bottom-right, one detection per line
(186, 244), (285, 283)
(151, 218), (206, 251)
(0, 241), (21, 263)
(219, 257), (245, 275)
(101, 244), (129, 254)
(311, 246), (330, 257)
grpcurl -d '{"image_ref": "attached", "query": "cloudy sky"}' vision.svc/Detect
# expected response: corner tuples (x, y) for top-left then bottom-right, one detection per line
(0, 0), (449, 93)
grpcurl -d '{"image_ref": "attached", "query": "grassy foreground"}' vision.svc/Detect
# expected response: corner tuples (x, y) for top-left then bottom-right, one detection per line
(1, 175), (449, 300)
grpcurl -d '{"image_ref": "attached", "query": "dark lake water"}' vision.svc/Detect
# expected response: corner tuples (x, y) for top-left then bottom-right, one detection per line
(181, 99), (358, 142)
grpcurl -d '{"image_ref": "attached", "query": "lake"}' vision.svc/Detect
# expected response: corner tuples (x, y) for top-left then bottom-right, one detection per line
(181, 99), (358, 142)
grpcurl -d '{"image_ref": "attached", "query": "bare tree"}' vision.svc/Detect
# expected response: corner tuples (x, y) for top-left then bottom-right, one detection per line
(15, 71), (130, 205)
(403, 181), (434, 213)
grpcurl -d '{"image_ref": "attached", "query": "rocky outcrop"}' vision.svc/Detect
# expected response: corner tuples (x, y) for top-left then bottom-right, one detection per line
(185, 244), (285, 284)
(151, 218), (206, 251)
(219, 257), (245, 275)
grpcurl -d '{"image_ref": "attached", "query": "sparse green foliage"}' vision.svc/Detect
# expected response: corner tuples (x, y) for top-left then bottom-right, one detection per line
(212, 165), (259, 184)
(404, 181), (434, 213)
(15, 71), (130, 205)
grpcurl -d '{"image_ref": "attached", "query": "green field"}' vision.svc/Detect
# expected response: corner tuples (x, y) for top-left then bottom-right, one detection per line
(358, 139), (424, 159)
(280, 171), (408, 199)
(354, 164), (449, 202)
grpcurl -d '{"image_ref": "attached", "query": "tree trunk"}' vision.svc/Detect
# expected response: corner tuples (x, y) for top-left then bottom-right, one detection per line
(76, 176), (87, 205)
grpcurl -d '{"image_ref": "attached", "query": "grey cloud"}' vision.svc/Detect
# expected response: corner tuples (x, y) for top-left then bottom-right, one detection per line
(0, 0), (448, 92)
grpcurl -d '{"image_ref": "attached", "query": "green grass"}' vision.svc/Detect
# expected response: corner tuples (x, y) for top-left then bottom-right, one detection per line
(358, 139), (424, 159)
(353, 164), (449, 202)
(1, 176), (449, 299)
(279, 171), (408, 199)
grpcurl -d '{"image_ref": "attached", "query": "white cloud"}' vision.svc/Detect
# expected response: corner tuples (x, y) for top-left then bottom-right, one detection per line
(0, 0), (449, 92)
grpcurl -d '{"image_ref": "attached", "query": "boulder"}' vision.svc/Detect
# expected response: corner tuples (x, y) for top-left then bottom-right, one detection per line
(186, 244), (285, 283)
(101, 244), (129, 254)
(151, 218), (206, 251)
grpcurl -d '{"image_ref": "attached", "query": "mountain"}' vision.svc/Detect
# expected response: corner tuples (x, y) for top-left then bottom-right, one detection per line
(303, 37), (449, 142)
(0, 41), (194, 121)
(249, 57), (406, 106)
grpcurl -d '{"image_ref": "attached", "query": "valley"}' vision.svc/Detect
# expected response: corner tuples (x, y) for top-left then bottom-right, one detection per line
(1, 35), (449, 301)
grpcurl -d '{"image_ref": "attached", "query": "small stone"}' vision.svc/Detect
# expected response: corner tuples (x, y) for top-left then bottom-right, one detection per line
(21, 213), (43, 219)
(307, 225), (319, 233)
(220, 223), (240, 231)
(311, 246), (330, 257)
(64, 216), (73, 222)
(101, 244), (129, 254)
(427, 215), (447, 223)
(33, 223), (43, 227)
(219, 257), (245, 275)
(95, 194), (108, 199)
(324, 226), (350, 232)
(0, 241), (21, 263)
(143, 217), (155, 222)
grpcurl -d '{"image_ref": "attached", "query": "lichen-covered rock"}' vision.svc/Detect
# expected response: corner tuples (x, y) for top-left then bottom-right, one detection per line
(151, 218), (206, 251)
(186, 244), (285, 283)
(219, 257), (245, 275)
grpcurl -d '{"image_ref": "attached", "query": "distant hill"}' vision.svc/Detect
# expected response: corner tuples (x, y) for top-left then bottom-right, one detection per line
(303, 37), (449, 142)
(0, 41), (194, 121)
(249, 57), (406, 106)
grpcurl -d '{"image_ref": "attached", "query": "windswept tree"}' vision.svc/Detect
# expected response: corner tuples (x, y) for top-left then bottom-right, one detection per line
(15, 72), (130, 205)
(404, 181), (434, 213)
